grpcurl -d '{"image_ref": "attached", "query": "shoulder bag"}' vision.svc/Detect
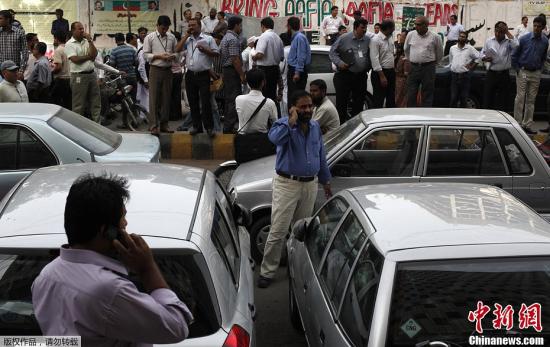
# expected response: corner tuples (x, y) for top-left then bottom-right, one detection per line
(234, 98), (276, 164)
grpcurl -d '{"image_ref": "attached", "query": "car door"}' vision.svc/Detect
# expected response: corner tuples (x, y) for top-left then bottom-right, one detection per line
(306, 210), (367, 347)
(0, 124), (57, 199)
(322, 126), (423, 208)
(419, 126), (513, 191)
(535, 67), (550, 114)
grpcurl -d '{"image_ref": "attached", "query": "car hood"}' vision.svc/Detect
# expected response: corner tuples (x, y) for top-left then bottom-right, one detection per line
(94, 133), (160, 162)
(229, 155), (276, 192)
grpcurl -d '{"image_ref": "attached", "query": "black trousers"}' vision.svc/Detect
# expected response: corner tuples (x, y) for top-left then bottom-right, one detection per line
(223, 66), (242, 131)
(407, 62), (436, 107)
(371, 68), (396, 108)
(327, 34), (338, 45)
(287, 66), (308, 105)
(450, 71), (472, 108)
(334, 70), (367, 124)
(444, 40), (457, 56)
(483, 69), (510, 111)
(28, 86), (50, 103)
(51, 78), (72, 109)
(185, 70), (213, 131)
(169, 73), (183, 121)
(257, 65), (280, 115)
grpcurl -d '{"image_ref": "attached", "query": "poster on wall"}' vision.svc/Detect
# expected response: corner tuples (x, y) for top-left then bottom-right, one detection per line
(523, 0), (550, 16)
(402, 6), (426, 30)
(92, 0), (161, 34)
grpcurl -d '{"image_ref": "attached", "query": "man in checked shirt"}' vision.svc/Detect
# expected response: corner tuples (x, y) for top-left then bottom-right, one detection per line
(0, 10), (28, 81)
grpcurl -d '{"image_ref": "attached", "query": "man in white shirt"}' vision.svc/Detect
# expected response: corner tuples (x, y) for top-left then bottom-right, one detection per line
(369, 19), (396, 108)
(322, 6), (345, 45)
(480, 21), (518, 111)
(404, 16), (443, 107)
(201, 8), (219, 35)
(252, 17), (284, 116)
(444, 15), (464, 55)
(449, 31), (479, 107)
(516, 16), (531, 39)
(0, 60), (28, 102)
(310, 79), (339, 134)
(236, 68), (278, 134)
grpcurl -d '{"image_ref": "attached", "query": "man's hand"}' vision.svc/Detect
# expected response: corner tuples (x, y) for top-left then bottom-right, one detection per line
(466, 62), (476, 70)
(379, 72), (388, 88)
(144, 81), (149, 89)
(339, 62), (349, 70)
(197, 45), (211, 55)
(84, 33), (93, 41)
(293, 72), (300, 82)
(482, 56), (493, 63)
(120, 71), (127, 77)
(289, 106), (298, 127)
(113, 230), (155, 275)
(240, 73), (246, 84)
(323, 183), (333, 199)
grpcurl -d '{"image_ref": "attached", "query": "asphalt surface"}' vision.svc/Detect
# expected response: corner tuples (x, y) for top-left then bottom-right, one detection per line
(163, 158), (308, 347)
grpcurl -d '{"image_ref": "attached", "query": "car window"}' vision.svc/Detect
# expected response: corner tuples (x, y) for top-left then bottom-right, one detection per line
(338, 242), (384, 347)
(426, 128), (507, 176)
(0, 125), (17, 170)
(494, 128), (532, 175)
(215, 182), (238, 246)
(47, 108), (122, 156)
(332, 128), (421, 177)
(309, 52), (333, 74)
(306, 197), (349, 269)
(211, 205), (240, 286)
(18, 127), (57, 169)
(387, 257), (550, 345)
(324, 116), (366, 155)
(319, 212), (366, 312)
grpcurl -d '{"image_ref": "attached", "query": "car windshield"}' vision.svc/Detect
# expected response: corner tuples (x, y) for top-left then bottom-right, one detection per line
(324, 116), (366, 155)
(0, 251), (217, 337)
(388, 257), (550, 346)
(47, 109), (122, 156)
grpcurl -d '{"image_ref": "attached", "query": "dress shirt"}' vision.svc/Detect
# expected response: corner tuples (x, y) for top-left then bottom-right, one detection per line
(201, 17), (219, 34)
(51, 18), (69, 35)
(137, 49), (148, 83)
(242, 46), (252, 71)
(404, 30), (443, 64)
(369, 32), (395, 71)
(515, 24), (531, 39)
(0, 79), (28, 102)
(321, 15), (345, 36)
(143, 31), (178, 68)
(183, 33), (218, 72)
(65, 37), (96, 72)
(512, 32), (549, 71)
(481, 36), (519, 71)
(24, 53), (36, 81)
(220, 30), (241, 67)
(313, 97), (340, 133)
(32, 247), (193, 346)
(269, 117), (331, 184)
(446, 23), (464, 41)
(449, 44), (480, 73)
(287, 31), (311, 73)
(329, 31), (371, 73)
(0, 26), (28, 72)
(255, 29), (285, 66)
(110, 44), (137, 77)
(236, 90), (278, 133)
(27, 56), (52, 90)
(53, 44), (71, 79)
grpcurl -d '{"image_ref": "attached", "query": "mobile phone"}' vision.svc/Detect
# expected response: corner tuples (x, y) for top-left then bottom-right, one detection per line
(106, 225), (121, 241)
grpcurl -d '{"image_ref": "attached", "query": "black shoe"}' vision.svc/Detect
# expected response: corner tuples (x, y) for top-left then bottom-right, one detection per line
(189, 128), (199, 135)
(206, 129), (215, 138)
(523, 127), (538, 135)
(257, 276), (272, 288)
(540, 127), (550, 133)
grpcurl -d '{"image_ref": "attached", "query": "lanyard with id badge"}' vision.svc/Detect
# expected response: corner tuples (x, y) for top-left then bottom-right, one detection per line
(189, 37), (205, 68)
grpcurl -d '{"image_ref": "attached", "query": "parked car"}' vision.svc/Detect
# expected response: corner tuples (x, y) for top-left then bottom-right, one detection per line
(434, 55), (550, 116)
(0, 163), (255, 347)
(228, 108), (550, 262)
(0, 103), (160, 199)
(287, 182), (550, 346)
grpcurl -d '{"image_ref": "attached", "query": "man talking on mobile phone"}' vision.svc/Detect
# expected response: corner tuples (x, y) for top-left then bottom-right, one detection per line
(32, 173), (193, 346)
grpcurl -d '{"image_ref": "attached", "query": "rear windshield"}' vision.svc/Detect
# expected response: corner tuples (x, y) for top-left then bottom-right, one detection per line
(388, 257), (550, 346)
(0, 252), (218, 338)
(324, 115), (366, 155)
(47, 109), (122, 155)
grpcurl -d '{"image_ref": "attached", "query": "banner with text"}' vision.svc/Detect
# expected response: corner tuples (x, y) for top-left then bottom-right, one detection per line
(92, 0), (160, 34)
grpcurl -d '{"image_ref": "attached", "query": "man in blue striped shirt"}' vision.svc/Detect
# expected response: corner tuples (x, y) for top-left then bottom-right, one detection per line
(109, 33), (137, 128)
(287, 16), (311, 104)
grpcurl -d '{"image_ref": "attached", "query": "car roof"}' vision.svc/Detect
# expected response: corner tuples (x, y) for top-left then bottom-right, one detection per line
(0, 163), (206, 240)
(359, 108), (510, 125)
(0, 103), (62, 121)
(347, 183), (550, 253)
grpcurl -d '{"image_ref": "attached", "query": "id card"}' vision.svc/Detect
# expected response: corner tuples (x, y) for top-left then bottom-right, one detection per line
(76, 77), (81, 84)
(358, 50), (364, 58)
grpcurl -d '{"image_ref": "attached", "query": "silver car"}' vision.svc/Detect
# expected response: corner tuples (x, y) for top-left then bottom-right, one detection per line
(0, 103), (161, 199)
(0, 163), (255, 346)
(228, 108), (550, 261)
(288, 182), (550, 346)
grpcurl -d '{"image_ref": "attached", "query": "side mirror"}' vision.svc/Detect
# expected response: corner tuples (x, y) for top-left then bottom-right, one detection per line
(233, 203), (252, 228)
(292, 216), (320, 242)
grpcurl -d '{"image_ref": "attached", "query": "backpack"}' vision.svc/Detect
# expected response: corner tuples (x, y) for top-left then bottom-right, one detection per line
(136, 47), (150, 84)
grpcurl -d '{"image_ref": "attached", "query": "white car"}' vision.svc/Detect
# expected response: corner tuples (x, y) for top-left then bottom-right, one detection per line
(0, 163), (255, 347)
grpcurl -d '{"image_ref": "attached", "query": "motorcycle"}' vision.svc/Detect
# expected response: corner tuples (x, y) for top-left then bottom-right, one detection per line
(103, 72), (149, 131)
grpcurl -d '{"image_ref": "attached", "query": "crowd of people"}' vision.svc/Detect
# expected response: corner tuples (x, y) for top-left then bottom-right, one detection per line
(1, 7), (550, 136)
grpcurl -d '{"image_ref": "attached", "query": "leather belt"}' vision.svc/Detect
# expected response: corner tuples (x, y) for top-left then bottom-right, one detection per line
(72, 70), (94, 74)
(187, 70), (209, 75)
(411, 61), (435, 67)
(277, 171), (315, 182)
